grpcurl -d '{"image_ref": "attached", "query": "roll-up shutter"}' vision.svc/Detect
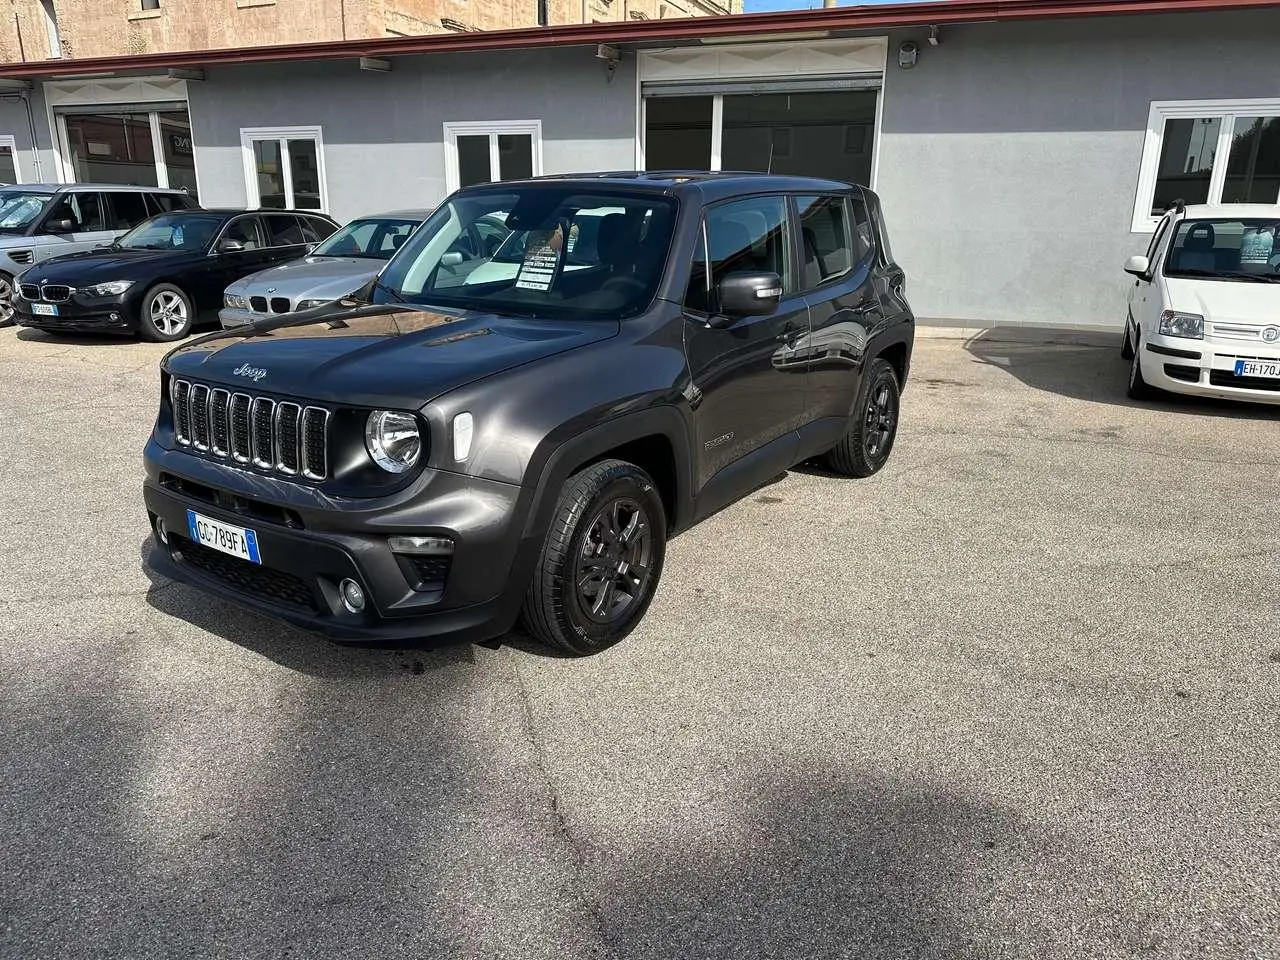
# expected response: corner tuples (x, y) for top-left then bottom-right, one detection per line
(641, 75), (881, 98)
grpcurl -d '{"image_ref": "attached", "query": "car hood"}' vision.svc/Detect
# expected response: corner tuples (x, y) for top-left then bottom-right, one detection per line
(226, 257), (382, 301)
(165, 305), (620, 409)
(25, 248), (199, 284)
(1165, 277), (1280, 325)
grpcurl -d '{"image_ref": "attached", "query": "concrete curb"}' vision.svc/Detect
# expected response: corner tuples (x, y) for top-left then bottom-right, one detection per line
(916, 322), (1120, 348)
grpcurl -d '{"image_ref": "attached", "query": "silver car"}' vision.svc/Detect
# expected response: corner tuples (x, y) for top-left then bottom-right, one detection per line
(219, 209), (431, 328)
(0, 183), (196, 326)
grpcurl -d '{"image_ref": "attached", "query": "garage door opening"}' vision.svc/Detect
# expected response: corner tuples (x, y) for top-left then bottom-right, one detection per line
(643, 87), (879, 186)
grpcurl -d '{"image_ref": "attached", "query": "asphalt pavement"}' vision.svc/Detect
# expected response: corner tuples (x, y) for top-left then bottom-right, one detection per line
(1, 324), (1277, 960)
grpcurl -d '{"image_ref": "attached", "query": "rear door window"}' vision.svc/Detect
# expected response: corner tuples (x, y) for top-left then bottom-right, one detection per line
(300, 215), (338, 242)
(264, 213), (305, 247)
(106, 191), (151, 230)
(795, 195), (853, 290)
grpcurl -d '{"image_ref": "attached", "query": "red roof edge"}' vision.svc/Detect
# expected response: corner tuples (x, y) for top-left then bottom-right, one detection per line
(1, 0), (1276, 79)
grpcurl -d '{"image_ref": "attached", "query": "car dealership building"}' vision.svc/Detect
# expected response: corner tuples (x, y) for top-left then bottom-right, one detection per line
(1, 0), (1278, 331)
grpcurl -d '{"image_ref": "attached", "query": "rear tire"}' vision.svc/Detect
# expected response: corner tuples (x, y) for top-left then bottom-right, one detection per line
(824, 357), (901, 478)
(522, 459), (667, 656)
(138, 283), (194, 342)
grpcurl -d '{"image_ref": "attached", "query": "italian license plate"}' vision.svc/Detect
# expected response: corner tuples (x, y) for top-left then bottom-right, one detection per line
(30, 303), (58, 316)
(1234, 359), (1280, 378)
(186, 509), (261, 564)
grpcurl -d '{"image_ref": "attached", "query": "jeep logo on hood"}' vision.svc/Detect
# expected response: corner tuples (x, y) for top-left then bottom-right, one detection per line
(233, 363), (268, 382)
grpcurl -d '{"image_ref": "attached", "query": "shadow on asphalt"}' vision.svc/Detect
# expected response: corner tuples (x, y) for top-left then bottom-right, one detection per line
(1, 648), (1047, 959)
(139, 539), (486, 677)
(963, 334), (1280, 420)
(15, 327), (138, 347)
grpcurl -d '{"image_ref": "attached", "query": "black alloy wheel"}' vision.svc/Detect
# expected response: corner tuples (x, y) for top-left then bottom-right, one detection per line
(523, 459), (667, 656)
(575, 496), (657, 625)
(824, 356), (901, 478)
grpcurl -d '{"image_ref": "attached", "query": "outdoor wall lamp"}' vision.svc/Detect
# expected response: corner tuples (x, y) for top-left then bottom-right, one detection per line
(898, 41), (919, 69)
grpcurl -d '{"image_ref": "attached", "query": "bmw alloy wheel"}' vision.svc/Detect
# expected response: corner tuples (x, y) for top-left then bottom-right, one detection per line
(150, 290), (188, 337)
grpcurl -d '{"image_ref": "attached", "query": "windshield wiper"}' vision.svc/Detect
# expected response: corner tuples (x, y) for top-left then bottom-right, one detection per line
(370, 277), (409, 303)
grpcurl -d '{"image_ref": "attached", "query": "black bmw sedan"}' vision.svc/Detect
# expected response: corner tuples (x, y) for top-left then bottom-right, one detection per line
(12, 208), (339, 341)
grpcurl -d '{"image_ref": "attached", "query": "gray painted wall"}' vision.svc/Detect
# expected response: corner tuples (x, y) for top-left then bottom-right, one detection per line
(187, 49), (639, 223)
(0, 84), (60, 185)
(877, 9), (1280, 329)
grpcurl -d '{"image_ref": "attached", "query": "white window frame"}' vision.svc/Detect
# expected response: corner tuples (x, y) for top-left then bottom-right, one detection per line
(442, 120), (542, 194)
(0, 135), (22, 183)
(240, 125), (329, 212)
(1131, 98), (1280, 233)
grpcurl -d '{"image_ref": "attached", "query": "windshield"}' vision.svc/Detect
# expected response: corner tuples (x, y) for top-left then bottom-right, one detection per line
(117, 213), (224, 251)
(374, 188), (677, 320)
(0, 192), (53, 233)
(1164, 218), (1280, 281)
(313, 217), (423, 260)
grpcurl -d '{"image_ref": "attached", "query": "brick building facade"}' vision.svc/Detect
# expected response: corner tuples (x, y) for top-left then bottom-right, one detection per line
(0, 0), (739, 62)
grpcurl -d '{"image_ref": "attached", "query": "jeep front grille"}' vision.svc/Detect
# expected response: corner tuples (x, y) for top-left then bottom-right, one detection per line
(170, 378), (330, 481)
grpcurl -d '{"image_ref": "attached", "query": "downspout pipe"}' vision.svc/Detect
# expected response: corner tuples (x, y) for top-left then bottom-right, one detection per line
(22, 91), (45, 181)
(0, 79), (44, 182)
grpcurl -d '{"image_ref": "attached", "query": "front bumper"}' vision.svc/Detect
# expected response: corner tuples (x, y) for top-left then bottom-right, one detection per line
(218, 307), (257, 329)
(14, 294), (135, 333)
(143, 439), (538, 643)
(1138, 333), (1280, 404)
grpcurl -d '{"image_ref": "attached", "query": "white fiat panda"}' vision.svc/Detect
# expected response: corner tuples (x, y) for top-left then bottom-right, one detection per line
(1122, 201), (1280, 404)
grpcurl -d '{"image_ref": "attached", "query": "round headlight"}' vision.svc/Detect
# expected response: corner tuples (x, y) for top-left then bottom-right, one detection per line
(365, 410), (422, 473)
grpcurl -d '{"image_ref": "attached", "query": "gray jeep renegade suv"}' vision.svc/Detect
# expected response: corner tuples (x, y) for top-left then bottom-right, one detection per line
(143, 173), (914, 656)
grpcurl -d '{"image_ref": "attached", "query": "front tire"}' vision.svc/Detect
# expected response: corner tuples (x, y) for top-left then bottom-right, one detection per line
(0, 271), (15, 328)
(522, 459), (667, 656)
(1127, 332), (1156, 400)
(824, 357), (901, 478)
(1120, 319), (1135, 360)
(138, 283), (194, 342)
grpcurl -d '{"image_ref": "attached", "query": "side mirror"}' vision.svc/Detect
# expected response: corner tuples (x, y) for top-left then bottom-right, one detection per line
(716, 271), (783, 319)
(48, 218), (76, 234)
(1124, 254), (1151, 279)
(440, 251), (465, 267)
(219, 239), (246, 254)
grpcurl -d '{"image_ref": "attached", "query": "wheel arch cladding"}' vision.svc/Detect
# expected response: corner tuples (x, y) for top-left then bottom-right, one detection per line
(582, 433), (678, 534)
(878, 340), (909, 388)
(520, 407), (693, 540)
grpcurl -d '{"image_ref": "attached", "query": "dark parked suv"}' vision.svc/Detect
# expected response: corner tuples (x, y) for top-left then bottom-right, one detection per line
(143, 173), (914, 655)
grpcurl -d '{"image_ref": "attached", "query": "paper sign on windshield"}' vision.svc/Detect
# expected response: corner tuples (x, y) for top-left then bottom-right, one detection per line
(515, 223), (567, 291)
(1240, 226), (1275, 265)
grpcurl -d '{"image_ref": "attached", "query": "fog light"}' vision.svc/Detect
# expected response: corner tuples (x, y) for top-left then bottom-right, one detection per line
(388, 535), (454, 556)
(155, 518), (169, 545)
(339, 578), (366, 613)
(109, 312), (120, 322)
